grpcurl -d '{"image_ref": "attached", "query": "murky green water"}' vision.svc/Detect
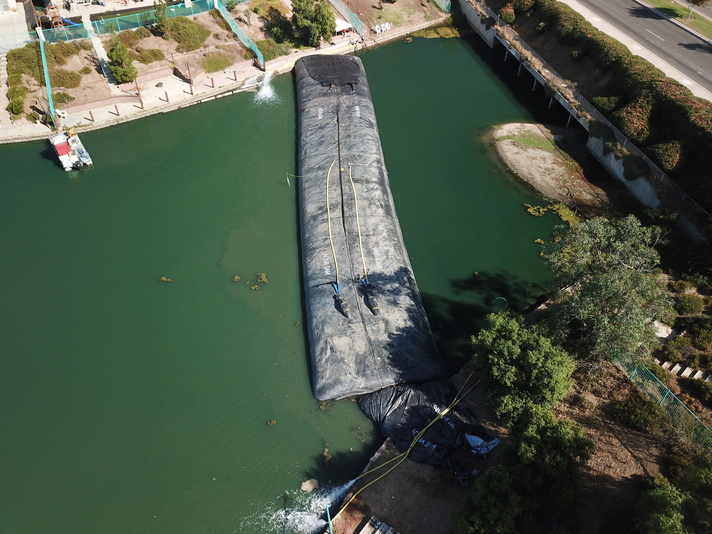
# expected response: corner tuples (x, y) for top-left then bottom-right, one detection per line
(0, 36), (558, 533)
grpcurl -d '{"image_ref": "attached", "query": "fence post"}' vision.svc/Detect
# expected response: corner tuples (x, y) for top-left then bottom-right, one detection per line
(659, 389), (670, 406)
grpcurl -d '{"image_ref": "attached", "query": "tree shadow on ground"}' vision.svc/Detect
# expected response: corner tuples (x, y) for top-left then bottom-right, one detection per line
(679, 41), (712, 53)
(423, 270), (548, 373)
(627, 6), (668, 20)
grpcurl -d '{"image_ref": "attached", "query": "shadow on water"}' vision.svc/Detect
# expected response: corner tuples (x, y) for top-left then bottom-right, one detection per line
(423, 270), (548, 372)
(303, 437), (382, 483)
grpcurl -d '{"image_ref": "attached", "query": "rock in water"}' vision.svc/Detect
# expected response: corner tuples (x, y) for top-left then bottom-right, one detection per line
(300, 479), (319, 492)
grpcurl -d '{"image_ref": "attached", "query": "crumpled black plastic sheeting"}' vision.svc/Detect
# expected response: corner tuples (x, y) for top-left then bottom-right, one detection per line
(301, 55), (361, 87)
(357, 380), (494, 466)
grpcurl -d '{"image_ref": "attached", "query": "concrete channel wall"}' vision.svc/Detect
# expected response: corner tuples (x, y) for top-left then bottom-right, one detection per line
(458, 0), (709, 240)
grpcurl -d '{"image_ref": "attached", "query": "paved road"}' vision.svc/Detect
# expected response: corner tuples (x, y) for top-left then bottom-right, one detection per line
(573, 0), (712, 93)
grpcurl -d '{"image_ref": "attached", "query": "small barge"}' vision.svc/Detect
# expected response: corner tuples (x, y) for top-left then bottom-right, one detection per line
(49, 129), (92, 171)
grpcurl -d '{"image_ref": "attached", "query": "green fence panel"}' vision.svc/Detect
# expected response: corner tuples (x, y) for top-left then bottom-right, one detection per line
(328, 0), (365, 37)
(214, 0), (264, 68)
(0, 32), (37, 52)
(431, 0), (451, 12)
(42, 25), (90, 43)
(37, 33), (55, 125)
(618, 358), (712, 448)
(92, 0), (211, 36)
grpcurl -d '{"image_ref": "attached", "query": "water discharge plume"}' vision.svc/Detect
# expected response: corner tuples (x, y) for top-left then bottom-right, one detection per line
(255, 72), (278, 104)
(247, 479), (356, 533)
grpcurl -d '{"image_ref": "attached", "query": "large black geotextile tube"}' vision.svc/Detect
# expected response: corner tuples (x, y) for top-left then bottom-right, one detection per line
(295, 55), (445, 401)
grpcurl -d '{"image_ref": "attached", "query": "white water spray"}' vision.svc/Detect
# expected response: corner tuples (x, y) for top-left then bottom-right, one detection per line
(254, 72), (278, 104)
(243, 479), (357, 533)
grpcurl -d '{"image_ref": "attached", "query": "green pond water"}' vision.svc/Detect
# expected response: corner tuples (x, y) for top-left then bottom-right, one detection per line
(0, 36), (560, 533)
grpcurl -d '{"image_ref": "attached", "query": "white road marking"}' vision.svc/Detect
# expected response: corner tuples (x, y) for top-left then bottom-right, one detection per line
(645, 28), (665, 41)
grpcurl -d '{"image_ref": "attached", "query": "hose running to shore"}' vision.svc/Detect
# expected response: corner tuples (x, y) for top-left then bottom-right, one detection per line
(325, 159), (340, 293)
(348, 165), (370, 283)
(331, 373), (480, 522)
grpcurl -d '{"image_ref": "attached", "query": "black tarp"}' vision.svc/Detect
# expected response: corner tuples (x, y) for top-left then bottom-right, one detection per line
(295, 55), (445, 401)
(358, 380), (499, 471)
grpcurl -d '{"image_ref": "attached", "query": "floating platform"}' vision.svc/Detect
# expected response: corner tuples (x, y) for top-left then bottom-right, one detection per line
(295, 55), (445, 401)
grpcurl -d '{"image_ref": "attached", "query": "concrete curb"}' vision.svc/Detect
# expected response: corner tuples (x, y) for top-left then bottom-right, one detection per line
(633, 0), (712, 46)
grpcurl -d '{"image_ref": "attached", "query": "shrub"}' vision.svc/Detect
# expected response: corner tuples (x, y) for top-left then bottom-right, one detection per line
(7, 43), (41, 81)
(166, 16), (211, 52)
(513, 0), (535, 12)
(117, 29), (142, 48)
(585, 31), (631, 68)
(209, 8), (231, 31)
(634, 478), (685, 534)
(647, 362), (673, 388)
(7, 86), (28, 100)
(130, 47), (165, 64)
(499, 4), (516, 24)
(612, 387), (666, 433)
(609, 55), (667, 99)
(675, 293), (705, 315)
(135, 26), (152, 39)
(201, 52), (232, 72)
(647, 141), (683, 173)
(591, 95), (622, 114)
(6, 99), (23, 116)
(53, 91), (75, 104)
(45, 40), (81, 67)
(662, 335), (692, 362)
(610, 92), (656, 144)
(79, 65), (92, 75)
(253, 38), (291, 61)
(50, 68), (81, 88)
(266, 11), (293, 43)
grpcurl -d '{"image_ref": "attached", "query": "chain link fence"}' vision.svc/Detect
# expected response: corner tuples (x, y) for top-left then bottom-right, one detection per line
(616, 358), (712, 448)
(91, 0), (211, 35)
(328, 0), (365, 37)
(431, 0), (452, 12)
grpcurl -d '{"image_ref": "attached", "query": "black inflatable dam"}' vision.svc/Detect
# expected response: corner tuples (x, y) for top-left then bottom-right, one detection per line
(295, 55), (445, 401)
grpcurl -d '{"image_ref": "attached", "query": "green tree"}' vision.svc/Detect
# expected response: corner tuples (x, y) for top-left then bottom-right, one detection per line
(635, 479), (686, 534)
(107, 38), (138, 83)
(472, 312), (575, 424)
(686, 0), (712, 18)
(542, 215), (674, 363)
(455, 465), (522, 534)
(291, 0), (335, 47)
(154, 0), (168, 36)
(507, 404), (593, 522)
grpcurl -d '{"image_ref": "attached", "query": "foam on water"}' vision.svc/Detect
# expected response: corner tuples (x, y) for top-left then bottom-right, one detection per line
(255, 72), (279, 104)
(242, 479), (356, 533)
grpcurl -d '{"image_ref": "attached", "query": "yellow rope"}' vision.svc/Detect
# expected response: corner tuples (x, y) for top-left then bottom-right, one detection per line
(331, 374), (479, 521)
(347, 166), (369, 281)
(325, 159), (339, 286)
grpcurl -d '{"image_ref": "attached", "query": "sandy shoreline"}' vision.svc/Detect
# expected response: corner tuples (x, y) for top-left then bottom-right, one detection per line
(488, 122), (613, 218)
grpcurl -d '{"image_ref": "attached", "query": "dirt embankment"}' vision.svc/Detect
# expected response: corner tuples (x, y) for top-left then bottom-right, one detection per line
(489, 122), (614, 218)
